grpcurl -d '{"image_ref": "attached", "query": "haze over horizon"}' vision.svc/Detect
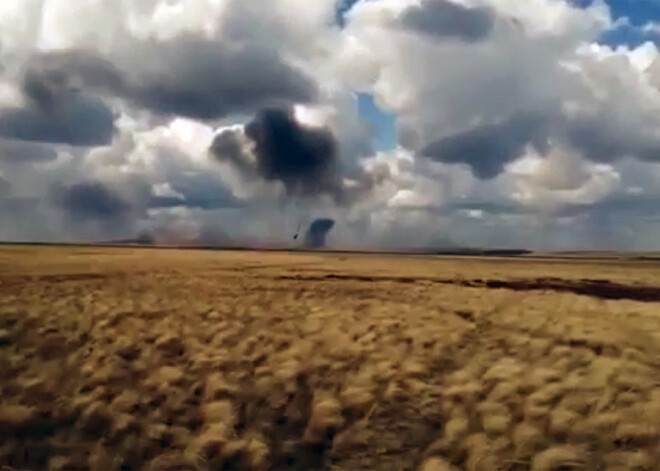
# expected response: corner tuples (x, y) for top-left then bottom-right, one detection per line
(1, 0), (660, 250)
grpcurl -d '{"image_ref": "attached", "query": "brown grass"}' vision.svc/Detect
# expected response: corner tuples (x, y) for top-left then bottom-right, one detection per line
(2, 245), (660, 470)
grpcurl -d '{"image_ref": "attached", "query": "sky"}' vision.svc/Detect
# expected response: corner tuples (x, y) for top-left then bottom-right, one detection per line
(358, 0), (660, 150)
(1, 0), (660, 250)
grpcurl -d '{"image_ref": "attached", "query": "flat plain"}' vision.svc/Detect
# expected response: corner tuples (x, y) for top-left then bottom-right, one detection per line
(2, 245), (660, 470)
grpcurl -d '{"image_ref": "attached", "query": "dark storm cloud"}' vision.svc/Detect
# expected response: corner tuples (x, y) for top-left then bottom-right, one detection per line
(400, 0), (496, 42)
(305, 218), (335, 248)
(52, 181), (132, 221)
(0, 54), (119, 146)
(8, 35), (316, 147)
(23, 51), (125, 105)
(23, 67), (68, 109)
(129, 39), (317, 120)
(24, 37), (317, 122)
(420, 113), (548, 179)
(0, 93), (116, 146)
(415, 105), (660, 180)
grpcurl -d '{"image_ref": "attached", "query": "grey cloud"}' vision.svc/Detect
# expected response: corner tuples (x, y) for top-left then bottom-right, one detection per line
(24, 36), (318, 122)
(557, 193), (660, 219)
(1, 196), (40, 213)
(417, 104), (660, 181)
(0, 52), (119, 147)
(0, 92), (115, 146)
(128, 38), (317, 120)
(0, 196), (46, 241)
(24, 51), (125, 104)
(448, 199), (529, 216)
(418, 109), (660, 180)
(547, 193), (660, 250)
(564, 113), (660, 164)
(209, 129), (254, 175)
(400, 0), (495, 42)
(351, 0), (660, 184)
(443, 193), (651, 224)
(0, 176), (9, 199)
(148, 195), (187, 208)
(52, 181), (132, 221)
(23, 66), (68, 109)
(383, 199), (531, 218)
(0, 139), (58, 162)
(420, 113), (548, 179)
(150, 174), (243, 210)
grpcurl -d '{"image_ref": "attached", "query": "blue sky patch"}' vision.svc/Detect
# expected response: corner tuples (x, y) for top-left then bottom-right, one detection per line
(575, 0), (660, 46)
(600, 0), (660, 26)
(601, 20), (660, 48)
(336, 0), (360, 27)
(357, 93), (398, 151)
(336, 1), (399, 151)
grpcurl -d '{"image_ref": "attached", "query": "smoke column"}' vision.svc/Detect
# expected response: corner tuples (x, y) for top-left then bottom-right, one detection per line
(304, 218), (335, 248)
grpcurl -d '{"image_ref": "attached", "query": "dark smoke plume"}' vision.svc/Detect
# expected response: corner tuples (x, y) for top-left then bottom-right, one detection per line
(211, 106), (347, 202)
(211, 107), (391, 205)
(305, 218), (336, 248)
(245, 107), (342, 199)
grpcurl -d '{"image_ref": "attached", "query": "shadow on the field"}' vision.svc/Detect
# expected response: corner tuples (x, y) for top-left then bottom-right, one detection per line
(277, 274), (660, 303)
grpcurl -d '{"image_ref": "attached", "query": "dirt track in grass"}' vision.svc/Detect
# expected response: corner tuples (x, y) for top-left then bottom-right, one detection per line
(2, 246), (660, 470)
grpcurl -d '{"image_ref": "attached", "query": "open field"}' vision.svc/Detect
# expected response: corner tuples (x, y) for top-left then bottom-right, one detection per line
(2, 246), (660, 470)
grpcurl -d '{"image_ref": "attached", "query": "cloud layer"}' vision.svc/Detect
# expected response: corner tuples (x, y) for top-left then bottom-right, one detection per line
(1, 0), (660, 249)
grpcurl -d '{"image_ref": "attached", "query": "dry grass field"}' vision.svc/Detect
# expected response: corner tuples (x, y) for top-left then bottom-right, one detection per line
(2, 246), (660, 470)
